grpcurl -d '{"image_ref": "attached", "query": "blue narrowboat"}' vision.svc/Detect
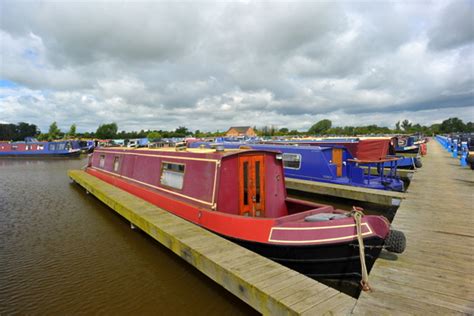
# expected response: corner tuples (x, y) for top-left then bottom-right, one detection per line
(265, 137), (422, 170)
(0, 138), (81, 158)
(72, 140), (95, 153)
(190, 142), (404, 192)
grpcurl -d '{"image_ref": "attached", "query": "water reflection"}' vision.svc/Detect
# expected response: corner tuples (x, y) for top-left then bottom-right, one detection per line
(0, 157), (257, 315)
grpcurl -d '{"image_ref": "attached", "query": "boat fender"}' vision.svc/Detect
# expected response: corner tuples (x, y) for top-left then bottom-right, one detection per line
(415, 158), (422, 168)
(305, 213), (348, 222)
(384, 229), (406, 254)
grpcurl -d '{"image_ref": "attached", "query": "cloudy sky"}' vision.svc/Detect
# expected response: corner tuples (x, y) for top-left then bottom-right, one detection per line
(1, 0), (473, 133)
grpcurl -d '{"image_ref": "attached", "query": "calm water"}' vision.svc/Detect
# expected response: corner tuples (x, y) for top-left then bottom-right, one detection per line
(0, 158), (258, 315)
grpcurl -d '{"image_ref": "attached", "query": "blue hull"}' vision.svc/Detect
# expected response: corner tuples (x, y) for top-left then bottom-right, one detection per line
(190, 142), (404, 192)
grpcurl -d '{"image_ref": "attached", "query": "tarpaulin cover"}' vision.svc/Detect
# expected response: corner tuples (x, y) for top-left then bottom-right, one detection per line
(356, 139), (391, 160)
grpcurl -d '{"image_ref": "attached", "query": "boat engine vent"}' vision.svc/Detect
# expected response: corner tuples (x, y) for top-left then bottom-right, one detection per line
(175, 142), (187, 151)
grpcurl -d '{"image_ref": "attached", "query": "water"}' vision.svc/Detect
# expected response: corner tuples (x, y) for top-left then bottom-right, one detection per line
(0, 158), (258, 315)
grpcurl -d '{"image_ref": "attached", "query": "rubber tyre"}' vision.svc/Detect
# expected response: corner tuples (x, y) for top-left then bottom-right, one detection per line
(384, 230), (406, 254)
(414, 159), (422, 168)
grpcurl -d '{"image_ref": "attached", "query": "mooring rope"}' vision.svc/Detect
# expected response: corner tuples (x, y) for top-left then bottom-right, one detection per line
(352, 206), (371, 292)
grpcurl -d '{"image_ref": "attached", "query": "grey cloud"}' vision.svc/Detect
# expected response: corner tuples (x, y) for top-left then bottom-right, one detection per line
(1, 1), (473, 133)
(428, 0), (474, 51)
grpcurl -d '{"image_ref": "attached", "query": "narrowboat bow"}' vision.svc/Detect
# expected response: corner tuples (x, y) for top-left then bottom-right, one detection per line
(84, 147), (405, 287)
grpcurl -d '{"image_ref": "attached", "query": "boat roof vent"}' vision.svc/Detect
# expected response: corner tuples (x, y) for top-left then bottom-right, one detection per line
(215, 144), (225, 152)
(175, 142), (187, 151)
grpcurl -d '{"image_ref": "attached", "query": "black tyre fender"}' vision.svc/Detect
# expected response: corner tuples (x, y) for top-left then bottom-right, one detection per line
(384, 229), (406, 254)
(414, 158), (422, 168)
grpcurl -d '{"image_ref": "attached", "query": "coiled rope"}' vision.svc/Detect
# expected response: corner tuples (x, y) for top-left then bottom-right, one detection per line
(352, 206), (371, 292)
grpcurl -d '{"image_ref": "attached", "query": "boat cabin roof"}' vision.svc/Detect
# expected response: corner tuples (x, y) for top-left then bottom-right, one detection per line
(99, 146), (279, 160)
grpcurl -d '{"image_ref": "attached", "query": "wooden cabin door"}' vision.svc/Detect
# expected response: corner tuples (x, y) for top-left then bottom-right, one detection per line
(239, 155), (265, 217)
(332, 148), (343, 177)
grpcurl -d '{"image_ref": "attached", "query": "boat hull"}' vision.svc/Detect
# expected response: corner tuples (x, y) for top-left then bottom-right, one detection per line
(0, 151), (81, 158)
(230, 236), (383, 279)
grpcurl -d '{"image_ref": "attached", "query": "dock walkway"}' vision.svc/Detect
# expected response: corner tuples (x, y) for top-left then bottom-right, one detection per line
(352, 140), (474, 315)
(68, 170), (356, 315)
(285, 178), (405, 207)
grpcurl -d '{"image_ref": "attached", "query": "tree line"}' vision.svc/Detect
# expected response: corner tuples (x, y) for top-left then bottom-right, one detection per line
(1, 117), (472, 141)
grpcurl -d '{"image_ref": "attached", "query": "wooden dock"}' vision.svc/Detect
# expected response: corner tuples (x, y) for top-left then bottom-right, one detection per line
(360, 166), (415, 182)
(285, 178), (405, 207)
(352, 140), (474, 315)
(68, 170), (357, 315)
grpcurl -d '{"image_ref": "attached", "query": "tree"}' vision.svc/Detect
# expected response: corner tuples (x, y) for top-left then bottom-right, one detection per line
(308, 119), (332, 135)
(440, 117), (465, 133)
(395, 121), (401, 131)
(68, 124), (77, 138)
(147, 131), (162, 141)
(174, 126), (189, 137)
(48, 121), (60, 140)
(96, 123), (118, 139)
(466, 122), (474, 132)
(279, 128), (289, 135)
(401, 119), (412, 131)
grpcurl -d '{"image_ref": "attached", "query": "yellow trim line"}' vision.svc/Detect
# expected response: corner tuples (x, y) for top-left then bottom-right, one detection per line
(268, 223), (374, 244)
(91, 167), (214, 206)
(95, 150), (220, 163)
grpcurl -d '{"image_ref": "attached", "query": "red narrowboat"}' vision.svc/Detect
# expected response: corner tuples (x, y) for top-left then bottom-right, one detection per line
(84, 147), (404, 285)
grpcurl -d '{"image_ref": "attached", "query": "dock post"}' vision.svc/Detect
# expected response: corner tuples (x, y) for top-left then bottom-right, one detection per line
(460, 142), (468, 167)
(452, 139), (458, 158)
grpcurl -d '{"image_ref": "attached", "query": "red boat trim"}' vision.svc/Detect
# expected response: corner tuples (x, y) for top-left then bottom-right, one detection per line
(90, 166), (215, 206)
(87, 167), (276, 243)
(268, 223), (373, 244)
(94, 149), (221, 163)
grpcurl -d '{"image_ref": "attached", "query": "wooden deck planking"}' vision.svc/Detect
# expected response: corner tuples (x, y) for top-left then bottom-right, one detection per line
(352, 140), (474, 315)
(285, 177), (405, 207)
(68, 169), (357, 315)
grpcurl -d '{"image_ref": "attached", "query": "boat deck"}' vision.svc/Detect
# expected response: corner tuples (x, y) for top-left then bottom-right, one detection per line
(352, 140), (474, 315)
(68, 169), (357, 315)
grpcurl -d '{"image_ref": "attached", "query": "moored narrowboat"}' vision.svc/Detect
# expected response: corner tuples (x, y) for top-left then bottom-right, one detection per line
(83, 146), (405, 286)
(266, 137), (422, 170)
(0, 138), (81, 158)
(189, 142), (405, 192)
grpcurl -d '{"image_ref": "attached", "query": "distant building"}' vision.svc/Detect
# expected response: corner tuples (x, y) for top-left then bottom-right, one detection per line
(226, 126), (256, 137)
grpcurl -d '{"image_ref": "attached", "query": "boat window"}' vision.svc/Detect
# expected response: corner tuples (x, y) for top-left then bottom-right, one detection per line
(49, 143), (56, 151)
(160, 162), (185, 190)
(37, 145), (44, 150)
(11, 145), (18, 150)
(243, 161), (248, 205)
(113, 156), (120, 172)
(57, 143), (66, 151)
(99, 155), (105, 168)
(282, 153), (301, 169)
(25, 145), (31, 150)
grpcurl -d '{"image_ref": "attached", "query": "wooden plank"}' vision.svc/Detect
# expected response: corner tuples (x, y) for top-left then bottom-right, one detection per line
(69, 170), (357, 315)
(353, 140), (474, 315)
(285, 177), (405, 206)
